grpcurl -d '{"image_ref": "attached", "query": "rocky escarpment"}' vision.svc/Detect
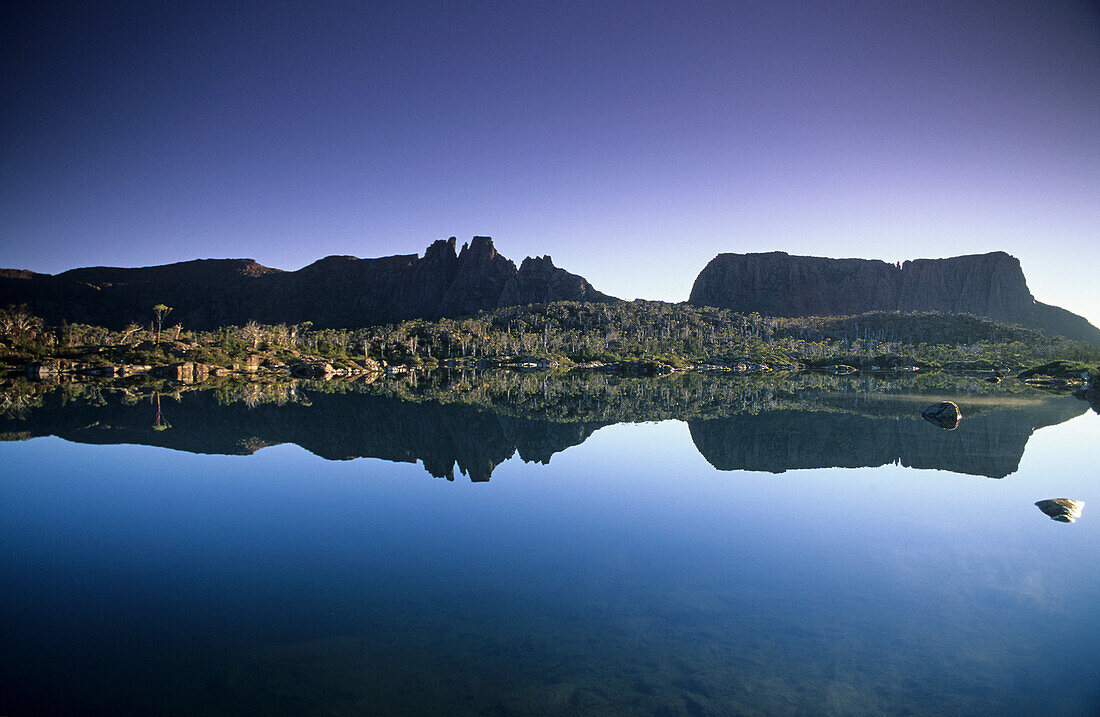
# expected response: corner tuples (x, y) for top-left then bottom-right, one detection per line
(0, 237), (617, 330)
(689, 251), (1100, 344)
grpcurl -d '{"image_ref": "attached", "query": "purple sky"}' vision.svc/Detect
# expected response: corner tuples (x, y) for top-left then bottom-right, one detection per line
(3, 1), (1099, 324)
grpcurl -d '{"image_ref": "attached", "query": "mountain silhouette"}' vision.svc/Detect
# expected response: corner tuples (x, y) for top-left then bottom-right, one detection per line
(0, 237), (615, 330)
(689, 251), (1100, 343)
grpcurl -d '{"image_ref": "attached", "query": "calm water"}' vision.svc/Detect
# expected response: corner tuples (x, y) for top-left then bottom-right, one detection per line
(1, 378), (1098, 715)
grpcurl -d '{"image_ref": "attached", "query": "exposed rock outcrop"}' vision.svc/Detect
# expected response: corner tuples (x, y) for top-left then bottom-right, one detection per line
(0, 237), (617, 330)
(498, 255), (611, 307)
(688, 251), (1100, 344)
(1035, 498), (1084, 523)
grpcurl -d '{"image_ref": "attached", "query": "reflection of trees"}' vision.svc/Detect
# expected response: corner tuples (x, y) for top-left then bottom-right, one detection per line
(215, 381), (304, 408)
(0, 368), (1070, 424)
(332, 369), (1055, 425)
(0, 372), (1086, 481)
(152, 394), (170, 431)
(0, 382), (46, 420)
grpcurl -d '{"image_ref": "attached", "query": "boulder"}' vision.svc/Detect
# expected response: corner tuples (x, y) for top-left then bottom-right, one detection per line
(25, 360), (61, 379)
(598, 360), (674, 377)
(81, 365), (118, 377)
(154, 362), (196, 382)
(290, 361), (337, 379)
(922, 401), (961, 430)
(119, 364), (151, 377)
(1035, 499), (1084, 523)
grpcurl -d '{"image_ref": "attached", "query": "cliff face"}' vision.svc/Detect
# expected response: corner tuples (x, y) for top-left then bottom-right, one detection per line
(498, 255), (611, 307)
(689, 251), (1100, 343)
(0, 237), (617, 330)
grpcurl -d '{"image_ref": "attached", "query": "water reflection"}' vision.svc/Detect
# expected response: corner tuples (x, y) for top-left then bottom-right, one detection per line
(1, 372), (1097, 715)
(0, 372), (1086, 480)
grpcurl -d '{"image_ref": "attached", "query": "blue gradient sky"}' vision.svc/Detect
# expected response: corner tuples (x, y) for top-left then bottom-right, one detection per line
(3, 1), (1098, 323)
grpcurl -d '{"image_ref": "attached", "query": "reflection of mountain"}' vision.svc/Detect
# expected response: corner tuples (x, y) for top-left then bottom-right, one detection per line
(0, 379), (1086, 480)
(0, 389), (605, 482)
(689, 399), (1085, 478)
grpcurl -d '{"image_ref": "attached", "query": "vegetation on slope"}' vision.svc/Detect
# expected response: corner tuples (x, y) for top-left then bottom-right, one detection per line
(3, 300), (1099, 376)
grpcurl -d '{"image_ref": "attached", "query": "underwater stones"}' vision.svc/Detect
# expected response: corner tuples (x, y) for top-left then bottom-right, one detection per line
(589, 360), (674, 377)
(922, 401), (961, 430)
(290, 361), (337, 379)
(153, 361), (197, 382)
(1035, 499), (1084, 523)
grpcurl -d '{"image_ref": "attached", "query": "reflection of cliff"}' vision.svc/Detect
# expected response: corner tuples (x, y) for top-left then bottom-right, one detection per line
(0, 379), (1086, 480)
(688, 398), (1085, 478)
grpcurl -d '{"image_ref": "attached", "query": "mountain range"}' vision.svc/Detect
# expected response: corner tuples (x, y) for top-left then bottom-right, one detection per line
(0, 236), (612, 330)
(1, 238), (1097, 343)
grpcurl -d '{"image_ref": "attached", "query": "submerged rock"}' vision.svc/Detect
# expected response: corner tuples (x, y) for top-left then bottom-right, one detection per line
(290, 361), (337, 379)
(922, 401), (961, 430)
(1035, 499), (1084, 523)
(1075, 371), (1100, 414)
(594, 360), (674, 377)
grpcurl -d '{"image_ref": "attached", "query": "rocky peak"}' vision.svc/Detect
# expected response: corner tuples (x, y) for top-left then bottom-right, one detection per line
(518, 255), (556, 273)
(423, 237), (458, 262)
(499, 254), (615, 308)
(0, 236), (618, 329)
(458, 236), (500, 264)
(443, 236), (517, 316)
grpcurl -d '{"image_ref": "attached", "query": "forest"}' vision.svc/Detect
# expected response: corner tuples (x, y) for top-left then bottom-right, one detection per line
(2, 300), (1099, 378)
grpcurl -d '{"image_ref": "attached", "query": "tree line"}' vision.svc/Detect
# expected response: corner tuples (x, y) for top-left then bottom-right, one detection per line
(3, 300), (1098, 372)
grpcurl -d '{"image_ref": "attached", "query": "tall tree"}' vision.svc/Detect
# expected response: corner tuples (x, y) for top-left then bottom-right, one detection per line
(152, 304), (172, 345)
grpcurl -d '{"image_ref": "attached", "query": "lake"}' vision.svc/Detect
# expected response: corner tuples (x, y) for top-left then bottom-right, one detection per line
(1, 373), (1097, 715)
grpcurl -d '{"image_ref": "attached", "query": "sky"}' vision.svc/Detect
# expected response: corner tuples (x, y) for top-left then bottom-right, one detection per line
(2, 1), (1099, 324)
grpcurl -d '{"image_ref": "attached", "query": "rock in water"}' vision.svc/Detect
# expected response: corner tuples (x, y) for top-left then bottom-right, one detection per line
(922, 401), (961, 430)
(1035, 499), (1084, 523)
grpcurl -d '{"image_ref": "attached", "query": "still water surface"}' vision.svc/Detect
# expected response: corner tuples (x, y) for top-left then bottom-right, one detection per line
(1, 381), (1097, 715)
